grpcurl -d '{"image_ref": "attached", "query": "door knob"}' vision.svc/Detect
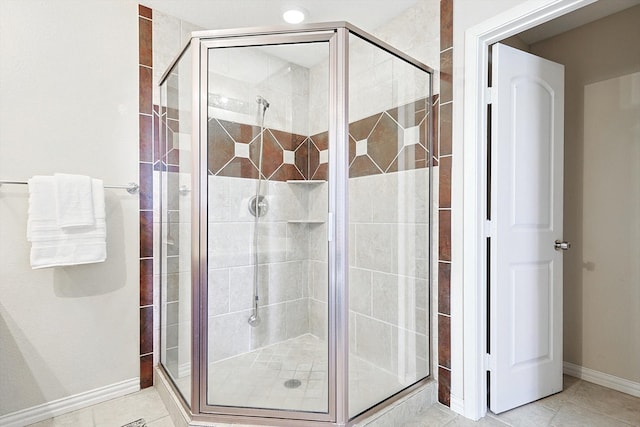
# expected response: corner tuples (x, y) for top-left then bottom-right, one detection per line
(554, 240), (571, 251)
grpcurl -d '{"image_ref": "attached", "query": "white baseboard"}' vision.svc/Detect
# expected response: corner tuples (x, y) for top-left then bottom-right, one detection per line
(450, 394), (465, 415)
(564, 362), (640, 398)
(0, 377), (140, 427)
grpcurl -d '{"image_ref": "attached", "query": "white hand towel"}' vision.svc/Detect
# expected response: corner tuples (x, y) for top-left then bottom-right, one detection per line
(54, 173), (95, 227)
(27, 175), (107, 269)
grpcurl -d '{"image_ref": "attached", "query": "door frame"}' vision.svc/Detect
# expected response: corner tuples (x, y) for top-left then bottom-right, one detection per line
(461, 0), (597, 420)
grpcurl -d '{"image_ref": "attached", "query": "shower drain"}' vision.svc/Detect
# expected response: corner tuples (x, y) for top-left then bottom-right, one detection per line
(284, 379), (302, 389)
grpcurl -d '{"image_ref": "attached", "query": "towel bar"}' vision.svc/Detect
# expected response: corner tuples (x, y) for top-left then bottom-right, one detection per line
(0, 179), (139, 194)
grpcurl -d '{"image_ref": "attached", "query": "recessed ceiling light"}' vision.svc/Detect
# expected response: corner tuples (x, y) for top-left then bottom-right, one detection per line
(282, 8), (306, 24)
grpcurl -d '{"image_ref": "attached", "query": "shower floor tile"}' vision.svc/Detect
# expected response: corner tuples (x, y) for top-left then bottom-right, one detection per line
(206, 333), (405, 415)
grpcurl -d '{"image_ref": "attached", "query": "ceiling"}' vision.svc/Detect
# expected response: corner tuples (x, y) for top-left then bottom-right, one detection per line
(141, 0), (419, 34)
(518, 0), (640, 44)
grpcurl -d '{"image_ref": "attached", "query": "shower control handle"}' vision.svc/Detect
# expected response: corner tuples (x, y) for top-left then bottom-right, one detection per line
(554, 240), (571, 251)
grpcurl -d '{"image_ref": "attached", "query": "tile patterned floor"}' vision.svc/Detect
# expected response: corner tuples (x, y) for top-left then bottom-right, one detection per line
(29, 374), (640, 426)
(405, 375), (640, 427)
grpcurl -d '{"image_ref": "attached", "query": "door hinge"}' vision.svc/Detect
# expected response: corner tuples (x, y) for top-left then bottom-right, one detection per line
(486, 87), (493, 104)
(484, 220), (493, 237)
(485, 353), (493, 371)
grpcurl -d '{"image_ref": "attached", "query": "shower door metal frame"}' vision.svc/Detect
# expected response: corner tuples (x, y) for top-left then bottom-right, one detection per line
(157, 21), (435, 427)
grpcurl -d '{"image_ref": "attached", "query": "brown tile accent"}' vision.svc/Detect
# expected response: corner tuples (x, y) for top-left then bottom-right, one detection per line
(439, 210), (451, 261)
(367, 113), (402, 172)
(440, 0), (453, 51)
(153, 107), (161, 163)
(312, 163), (328, 181)
(208, 119), (235, 174)
(138, 4), (152, 19)
(270, 164), (305, 182)
(140, 306), (153, 355)
(140, 258), (154, 306)
(349, 113), (381, 141)
(166, 148), (179, 166)
(438, 367), (451, 406)
(138, 17), (152, 68)
(310, 131), (329, 151)
(440, 49), (453, 104)
(221, 119), (261, 144)
(438, 315), (451, 368)
(309, 140), (320, 178)
(139, 66), (152, 115)
(349, 135), (357, 165)
(438, 262), (451, 315)
(439, 156), (452, 208)
(140, 354), (154, 389)
(350, 155), (382, 178)
(270, 128), (306, 151)
(218, 157), (260, 179)
(140, 115), (153, 163)
(390, 144), (428, 173)
(140, 210), (153, 258)
(295, 138), (310, 179)
(387, 99), (428, 129)
(249, 131), (283, 179)
(440, 102), (452, 156)
(139, 162), (153, 210)
(432, 95), (440, 159)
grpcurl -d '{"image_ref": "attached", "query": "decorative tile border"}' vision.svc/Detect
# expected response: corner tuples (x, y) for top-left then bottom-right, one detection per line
(138, 4), (154, 389)
(438, 0), (453, 407)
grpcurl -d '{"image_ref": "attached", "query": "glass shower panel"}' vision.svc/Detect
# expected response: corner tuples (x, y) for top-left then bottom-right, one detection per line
(160, 44), (193, 405)
(205, 41), (330, 413)
(347, 34), (431, 418)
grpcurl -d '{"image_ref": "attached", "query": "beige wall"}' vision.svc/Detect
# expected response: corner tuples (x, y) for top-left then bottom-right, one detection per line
(531, 5), (640, 383)
(0, 0), (140, 416)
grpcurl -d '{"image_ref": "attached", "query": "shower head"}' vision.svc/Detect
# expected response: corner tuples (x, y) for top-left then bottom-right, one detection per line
(256, 95), (270, 111)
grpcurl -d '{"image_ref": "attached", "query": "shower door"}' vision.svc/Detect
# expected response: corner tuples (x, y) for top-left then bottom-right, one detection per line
(199, 32), (334, 420)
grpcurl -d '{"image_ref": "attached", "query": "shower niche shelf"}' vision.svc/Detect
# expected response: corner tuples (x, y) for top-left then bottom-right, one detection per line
(286, 179), (326, 185)
(287, 219), (325, 224)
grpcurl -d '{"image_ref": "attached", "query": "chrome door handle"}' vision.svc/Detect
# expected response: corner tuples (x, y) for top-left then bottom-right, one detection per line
(555, 240), (571, 251)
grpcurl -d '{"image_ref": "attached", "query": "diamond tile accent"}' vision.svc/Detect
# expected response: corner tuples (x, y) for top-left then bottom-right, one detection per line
(349, 113), (381, 141)
(403, 126), (420, 147)
(208, 119), (235, 174)
(249, 130), (283, 179)
(283, 149), (295, 165)
(234, 142), (250, 158)
(319, 149), (328, 164)
(356, 139), (368, 156)
(367, 112), (401, 172)
(295, 138), (310, 179)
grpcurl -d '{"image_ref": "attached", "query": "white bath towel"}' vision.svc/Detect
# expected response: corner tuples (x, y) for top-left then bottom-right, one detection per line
(54, 173), (94, 227)
(27, 176), (107, 269)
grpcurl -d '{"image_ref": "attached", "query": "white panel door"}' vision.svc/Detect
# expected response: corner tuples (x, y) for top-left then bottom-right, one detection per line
(489, 43), (565, 414)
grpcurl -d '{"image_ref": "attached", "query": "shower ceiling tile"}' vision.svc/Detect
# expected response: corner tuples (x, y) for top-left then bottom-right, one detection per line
(367, 113), (402, 172)
(208, 119), (235, 174)
(249, 130), (283, 179)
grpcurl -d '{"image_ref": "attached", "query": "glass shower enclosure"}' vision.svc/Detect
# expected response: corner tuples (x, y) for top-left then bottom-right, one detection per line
(159, 22), (433, 426)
